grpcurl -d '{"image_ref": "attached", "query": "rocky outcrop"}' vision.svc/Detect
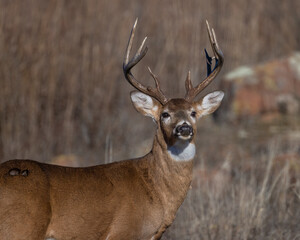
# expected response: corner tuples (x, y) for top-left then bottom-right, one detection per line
(220, 52), (300, 121)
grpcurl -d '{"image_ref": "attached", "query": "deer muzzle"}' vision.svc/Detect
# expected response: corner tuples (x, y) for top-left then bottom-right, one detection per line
(175, 122), (193, 138)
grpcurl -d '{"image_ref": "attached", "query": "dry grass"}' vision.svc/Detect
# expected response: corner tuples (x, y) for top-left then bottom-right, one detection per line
(0, 0), (299, 239)
(160, 118), (300, 239)
(0, 0), (299, 162)
(163, 142), (300, 239)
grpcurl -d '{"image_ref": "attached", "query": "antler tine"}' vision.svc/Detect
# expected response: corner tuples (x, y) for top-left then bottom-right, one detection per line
(123, 19), (168, 105)
(124, 19), (137, 66)
(185, 71), (192, 93)
(185, 21), (224, 102)
(147, 67), (168, 104)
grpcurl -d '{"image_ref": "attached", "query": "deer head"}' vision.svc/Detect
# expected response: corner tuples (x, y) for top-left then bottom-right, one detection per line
(123, 19), (224, 160)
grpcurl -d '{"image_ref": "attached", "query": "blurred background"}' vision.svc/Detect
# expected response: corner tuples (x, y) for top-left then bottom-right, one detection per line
(0, 0), (299, 239)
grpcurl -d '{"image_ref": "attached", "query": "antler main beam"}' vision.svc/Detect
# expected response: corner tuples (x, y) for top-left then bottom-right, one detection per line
(185, 21), (224, 102)
(123, 19), (168, 105)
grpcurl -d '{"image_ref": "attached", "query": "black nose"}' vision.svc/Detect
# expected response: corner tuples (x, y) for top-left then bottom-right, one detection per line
(176, 123), (193, 137)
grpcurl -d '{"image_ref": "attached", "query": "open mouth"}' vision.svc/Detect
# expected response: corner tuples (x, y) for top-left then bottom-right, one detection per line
(177, 134), (193, 140)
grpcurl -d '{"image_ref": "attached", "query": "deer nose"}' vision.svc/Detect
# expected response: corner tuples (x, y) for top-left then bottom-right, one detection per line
(176, 123), (193, 137)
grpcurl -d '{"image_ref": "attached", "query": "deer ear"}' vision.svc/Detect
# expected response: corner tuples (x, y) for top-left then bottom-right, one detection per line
(130, 91), (161, 121)
(194, 91), (224, 117)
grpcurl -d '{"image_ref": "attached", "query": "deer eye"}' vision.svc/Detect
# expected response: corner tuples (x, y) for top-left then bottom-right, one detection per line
(191, 111), (197, 118)
(161, 112), (170, 118)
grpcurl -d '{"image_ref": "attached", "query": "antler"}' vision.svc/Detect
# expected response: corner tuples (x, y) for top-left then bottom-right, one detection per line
(185, 20), (224, 102)
(123, 19), (168, 105)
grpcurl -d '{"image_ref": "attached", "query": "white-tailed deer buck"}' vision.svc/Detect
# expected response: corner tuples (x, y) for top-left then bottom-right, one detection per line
(0, 20), (224, 240)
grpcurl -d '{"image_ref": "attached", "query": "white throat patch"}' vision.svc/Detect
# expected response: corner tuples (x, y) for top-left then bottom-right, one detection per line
(167, 141), (195, 162)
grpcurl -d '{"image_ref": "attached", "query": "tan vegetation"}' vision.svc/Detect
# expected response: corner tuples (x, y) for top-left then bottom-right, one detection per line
(0, 0), (298, 161)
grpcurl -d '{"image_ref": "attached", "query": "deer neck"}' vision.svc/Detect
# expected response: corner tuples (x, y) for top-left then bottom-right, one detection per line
(152, 130), (194, 184)
(143, 130), (194, 219)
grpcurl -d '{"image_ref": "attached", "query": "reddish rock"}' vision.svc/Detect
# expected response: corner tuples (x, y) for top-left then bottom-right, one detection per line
(220, 52), (300, 120)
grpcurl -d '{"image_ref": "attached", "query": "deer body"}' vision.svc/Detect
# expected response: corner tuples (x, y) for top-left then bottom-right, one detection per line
(0, 20), (224, 240)
(0, 130), (193, 239)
